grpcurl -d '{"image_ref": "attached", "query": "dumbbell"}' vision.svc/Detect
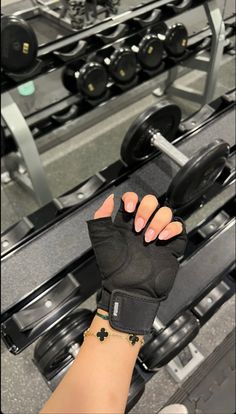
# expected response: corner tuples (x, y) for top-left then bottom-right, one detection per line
(121, 101), (230, 209)
(62, 61), (108, 99)
(1, 15), (38, 73)
(104, 47), (137, 84)
(139, 311), (200, 370)
(165, 0), (192, 14)
(153, 22), (188, 57)
(34, 309), (94, 380)
(132, 34), (164, 70)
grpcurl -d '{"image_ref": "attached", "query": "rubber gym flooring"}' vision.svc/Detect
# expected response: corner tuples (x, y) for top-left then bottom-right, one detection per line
(1, 1), (236, 413)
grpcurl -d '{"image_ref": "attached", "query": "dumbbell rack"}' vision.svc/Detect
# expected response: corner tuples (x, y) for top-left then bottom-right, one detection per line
(1, 92), (52, 206)
(1, 89), (235, 259)
(1, 93), (235, 351)
(0, 0), (233, 205)
(154, 0), (226, 112)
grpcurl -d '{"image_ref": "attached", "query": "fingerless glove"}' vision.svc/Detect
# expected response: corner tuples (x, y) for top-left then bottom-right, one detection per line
(87, 201), (187, 335)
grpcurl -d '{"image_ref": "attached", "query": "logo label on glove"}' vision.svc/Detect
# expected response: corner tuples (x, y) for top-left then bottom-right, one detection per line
(113, 301), (120, 319)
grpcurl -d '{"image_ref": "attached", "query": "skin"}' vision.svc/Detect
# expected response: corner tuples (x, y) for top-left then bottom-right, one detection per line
(41, 192), (183, 414)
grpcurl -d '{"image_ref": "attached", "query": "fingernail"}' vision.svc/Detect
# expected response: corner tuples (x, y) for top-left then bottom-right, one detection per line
(135, 217), (145, 232)
(126, 201), (135, 213)
(106, 194), (114, 201)
(145, 228), (156, 243)
(159, 230), (170, 240)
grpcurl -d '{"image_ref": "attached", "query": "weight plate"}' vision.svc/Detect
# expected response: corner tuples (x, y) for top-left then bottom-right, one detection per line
(78, 62), (108, 99)
(138, 34), (164, 70)
(1, 15), (38, 73)
(34, 309), (94, 378)
(121, 102), (181, 166)
(167, 140), (230, 208)
(165, 23), (188, 57)
(139, 311), (199, 370)
(167, 0), (192, 14)
(109, 48), (137, 83)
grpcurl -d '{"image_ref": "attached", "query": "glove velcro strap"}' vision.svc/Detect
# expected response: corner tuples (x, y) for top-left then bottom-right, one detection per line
(109, 290), (160, 335)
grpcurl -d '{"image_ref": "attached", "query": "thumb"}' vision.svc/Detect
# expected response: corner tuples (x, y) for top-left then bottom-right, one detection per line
(94, 194), (115, 219)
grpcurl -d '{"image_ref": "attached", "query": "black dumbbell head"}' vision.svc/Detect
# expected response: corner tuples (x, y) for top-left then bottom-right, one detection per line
(1, 15), (38, 73)
(167, 139), (230, 208)
(34, 309), (94, 378)
(121, 102), (181, 166)
(108, 48), (137, 83)
(138, 34), (164, 70)
(165, 23), (188, 57)
(78, 62), (108, 99)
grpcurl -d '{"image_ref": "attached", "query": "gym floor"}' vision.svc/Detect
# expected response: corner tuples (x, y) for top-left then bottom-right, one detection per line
(1, 1), (236, 413)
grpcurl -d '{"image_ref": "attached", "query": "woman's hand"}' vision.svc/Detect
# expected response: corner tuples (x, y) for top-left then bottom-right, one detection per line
(94, 192), (183, 242)
(88, 192), (187, 335)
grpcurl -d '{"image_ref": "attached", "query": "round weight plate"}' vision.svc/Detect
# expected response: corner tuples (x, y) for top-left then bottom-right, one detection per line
(165, 23), (188, 57)
(138, 34), (164, 69)
(1, 15), (38, 73)
(167, 140), (230, 209)
(78, 62), (108, 98)
(34, 309), (94, 378)
(139, 311), (199, 370)
(109, 48), (137, 83)
(121, 102), (181, 166)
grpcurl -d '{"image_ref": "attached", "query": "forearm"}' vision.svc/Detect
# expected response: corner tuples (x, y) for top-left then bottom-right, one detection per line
(41, 310), (143, 414)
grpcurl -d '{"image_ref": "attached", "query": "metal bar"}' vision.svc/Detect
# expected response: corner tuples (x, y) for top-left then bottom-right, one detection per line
(166, 85), (204, 104)
(1, 93), (52, 206)
(150, 131), (189, 167)
(183, 55), (210, 72)
(202, 0), (226, 104)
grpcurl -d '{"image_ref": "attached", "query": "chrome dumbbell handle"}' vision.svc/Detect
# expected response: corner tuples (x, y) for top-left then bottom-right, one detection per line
(149, 129), (189, 167)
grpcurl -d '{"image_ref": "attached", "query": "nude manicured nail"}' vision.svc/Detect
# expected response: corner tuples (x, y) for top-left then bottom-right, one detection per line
(135, 217), (145, 232)
(107, 194), (114, 200)
(126, 201), (135, 212)
(159, 230), (170, 240)
(145, 228), (156, 243)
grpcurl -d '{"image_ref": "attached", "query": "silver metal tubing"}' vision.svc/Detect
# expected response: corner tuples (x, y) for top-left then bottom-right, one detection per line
(149, 130), (189, 167)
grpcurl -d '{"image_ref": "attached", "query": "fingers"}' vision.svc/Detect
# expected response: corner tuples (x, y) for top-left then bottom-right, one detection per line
(122, 192), (139, 213)
(144, 206), (173, 242)
(134, 195), (159, 232)
(159, 221), (183, 241)
(94, 194), (115, 219)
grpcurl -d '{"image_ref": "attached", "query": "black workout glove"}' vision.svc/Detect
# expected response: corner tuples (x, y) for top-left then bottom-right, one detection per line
(87, 200), (187, 335)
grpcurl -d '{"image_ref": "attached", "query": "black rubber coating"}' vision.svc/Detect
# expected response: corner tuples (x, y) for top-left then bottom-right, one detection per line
(78, 62), (108, 98)
(62, 62), (108, 98)
(34, 309), (94, 377)
(108, 48), (137, 83)
(139, 311), (200, 370)
(138, 34), (164, 69)
(120, 102), (181, 166)
(167, 140), (230, 208)
(165, 23), (188, 57)
(1, 15), (38, 72)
